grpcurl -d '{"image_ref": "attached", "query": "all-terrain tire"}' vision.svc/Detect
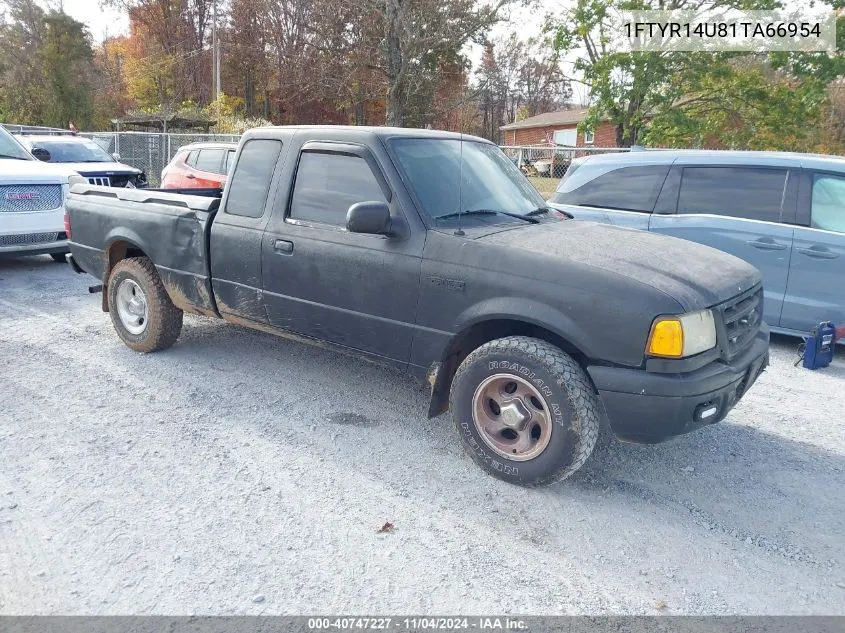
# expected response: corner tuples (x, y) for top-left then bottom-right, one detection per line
(450, 336), (601, 486)
(107, 257), (183, 353)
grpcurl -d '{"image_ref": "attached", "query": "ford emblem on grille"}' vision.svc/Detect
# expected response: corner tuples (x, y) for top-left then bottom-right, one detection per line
(5, 192), (39, 201)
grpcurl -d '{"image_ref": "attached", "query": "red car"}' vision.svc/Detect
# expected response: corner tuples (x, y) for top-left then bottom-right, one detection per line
(160, 142), (237, 189)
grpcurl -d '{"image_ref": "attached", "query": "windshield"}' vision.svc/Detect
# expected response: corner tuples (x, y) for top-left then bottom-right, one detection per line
(0, 127), (34, 160)
(35, 139), (114, 163)
(390, 138), (546, 223)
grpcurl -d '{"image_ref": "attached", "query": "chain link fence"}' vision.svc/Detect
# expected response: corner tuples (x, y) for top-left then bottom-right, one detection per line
(79, 132), (240, 187)
(81, 136), (630, 187)
(5, 123), (635, 189)
(500, 145), (631, 179)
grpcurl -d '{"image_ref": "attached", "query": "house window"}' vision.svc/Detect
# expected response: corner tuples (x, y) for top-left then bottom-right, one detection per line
(584, 130), (595, 144)
(553, 129), (577, 147)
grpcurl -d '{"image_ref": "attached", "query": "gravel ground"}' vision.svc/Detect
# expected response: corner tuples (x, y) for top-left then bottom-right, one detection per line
(1, 255), (844, 616)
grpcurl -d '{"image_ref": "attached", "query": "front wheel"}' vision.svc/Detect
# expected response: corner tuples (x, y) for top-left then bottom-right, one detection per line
(50, 253), (67, 263)
(107, 257), (183, 353)
(450, 336), (601, 486)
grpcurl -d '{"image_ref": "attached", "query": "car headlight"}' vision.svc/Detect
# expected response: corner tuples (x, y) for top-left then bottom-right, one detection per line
(67, 174), (87, 187)
(646, 309), (717, 358)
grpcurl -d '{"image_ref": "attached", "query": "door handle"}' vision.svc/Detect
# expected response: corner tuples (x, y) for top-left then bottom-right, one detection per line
(797, 246), (838, 259)
(185, 173), (196, 179)
(747, 238), (787, 251)
(274, 239), (294, 254)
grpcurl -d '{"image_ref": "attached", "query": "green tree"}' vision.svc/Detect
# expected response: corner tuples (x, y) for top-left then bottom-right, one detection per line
(643, 56), (829, 150)
(549, 0), (783, 147)
(42, 11), (95, 128)
(0, 0), (48, 124)
(0, 1), (95, 127)
(645, 4), (845, 151)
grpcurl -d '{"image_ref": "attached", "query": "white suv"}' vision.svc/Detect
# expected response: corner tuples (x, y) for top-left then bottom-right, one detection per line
(0, 126), (85, 261)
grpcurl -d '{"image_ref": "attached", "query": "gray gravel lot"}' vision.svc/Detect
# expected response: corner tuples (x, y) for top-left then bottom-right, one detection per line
(1, 256), (844, 615)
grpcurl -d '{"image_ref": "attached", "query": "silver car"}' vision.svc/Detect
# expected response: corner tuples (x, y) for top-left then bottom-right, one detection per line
(549, 150), (845, 338)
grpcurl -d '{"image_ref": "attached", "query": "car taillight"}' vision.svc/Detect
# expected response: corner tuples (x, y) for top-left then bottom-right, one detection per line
(64, 212), (71, 239)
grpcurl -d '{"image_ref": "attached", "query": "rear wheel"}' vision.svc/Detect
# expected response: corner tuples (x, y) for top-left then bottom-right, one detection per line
(107, 257), (183, 352)
(450, 336), (601, 486)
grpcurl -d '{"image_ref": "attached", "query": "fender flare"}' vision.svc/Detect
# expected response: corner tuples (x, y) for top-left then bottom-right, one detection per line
(426, 297), (597, 418)
(450, 296), (597, 360)
(101, 231), (151, 311)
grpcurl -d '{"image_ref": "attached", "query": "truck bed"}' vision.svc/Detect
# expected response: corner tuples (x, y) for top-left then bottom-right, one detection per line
(66, 184), (221, 316)
(148, 187), (223, 198)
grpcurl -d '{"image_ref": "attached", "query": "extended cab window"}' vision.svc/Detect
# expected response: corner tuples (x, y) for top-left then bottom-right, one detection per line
(810, 174), (845, 233)
(289, 152), (386, 227)
(678, 167), (787, 222)
(224, 149), (236, 173)
(195, 149), (225, 174)
(225, 139), (283, 218)
(550, 164), (669, 212)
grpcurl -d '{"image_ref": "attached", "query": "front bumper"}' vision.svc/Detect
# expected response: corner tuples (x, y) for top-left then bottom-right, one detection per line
(588, 323), (770, 443)
(0, 207), (68, 258)
(0, 238), (68, 258)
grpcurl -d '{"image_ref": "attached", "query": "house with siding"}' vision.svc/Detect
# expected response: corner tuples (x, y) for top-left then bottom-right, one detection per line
(499, 108), (617, 147)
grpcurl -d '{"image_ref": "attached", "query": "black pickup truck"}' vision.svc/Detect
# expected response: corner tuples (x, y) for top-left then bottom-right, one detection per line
(66, 126), (769, 485)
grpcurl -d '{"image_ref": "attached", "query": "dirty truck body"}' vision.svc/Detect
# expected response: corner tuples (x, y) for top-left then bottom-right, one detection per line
(66, 126), (770, 485)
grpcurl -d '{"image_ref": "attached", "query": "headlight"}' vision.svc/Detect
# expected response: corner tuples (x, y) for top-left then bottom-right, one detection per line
(67, 174), (87, 187)
(646, 309), (717, 358)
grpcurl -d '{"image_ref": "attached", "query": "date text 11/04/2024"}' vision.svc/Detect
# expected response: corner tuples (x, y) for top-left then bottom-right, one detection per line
(624, 21), (823, 39)
(307, 617), (528, 631)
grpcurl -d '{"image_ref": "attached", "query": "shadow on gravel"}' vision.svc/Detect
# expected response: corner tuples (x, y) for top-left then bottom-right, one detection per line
(160, 317), (845, 568)
(570, 421), (843, 564)
(0, 255), (63, 275)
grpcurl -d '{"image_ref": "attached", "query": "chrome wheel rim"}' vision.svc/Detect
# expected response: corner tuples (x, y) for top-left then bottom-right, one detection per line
(115, 279), (148, 335)
(471, 373), (553, 461)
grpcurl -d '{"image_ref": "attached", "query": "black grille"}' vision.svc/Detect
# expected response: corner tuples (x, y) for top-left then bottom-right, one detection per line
(718, 286), (763, 360)
(82, 173), (138, 188)
(0, 232), (60, 246)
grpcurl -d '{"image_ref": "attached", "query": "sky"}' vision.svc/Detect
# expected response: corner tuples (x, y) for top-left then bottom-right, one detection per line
(38, 0), (129, 42)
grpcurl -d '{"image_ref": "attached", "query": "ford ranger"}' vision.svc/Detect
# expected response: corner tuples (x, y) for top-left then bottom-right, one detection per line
(65, 126), (770, 485)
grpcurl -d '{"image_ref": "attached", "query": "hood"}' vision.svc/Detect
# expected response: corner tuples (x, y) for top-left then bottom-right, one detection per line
(475, 220), (761, 311)
(58, 161), (141, 175)
(0, 158), (81, 184)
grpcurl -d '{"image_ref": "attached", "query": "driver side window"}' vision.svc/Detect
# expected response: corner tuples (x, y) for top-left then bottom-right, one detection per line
(289, 151), (387, 227)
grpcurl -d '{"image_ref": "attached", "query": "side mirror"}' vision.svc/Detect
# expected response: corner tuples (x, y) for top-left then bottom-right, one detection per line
(31, 147), (51, 162)
(112, 153), (121, 161)
(346, 201), (392, 235)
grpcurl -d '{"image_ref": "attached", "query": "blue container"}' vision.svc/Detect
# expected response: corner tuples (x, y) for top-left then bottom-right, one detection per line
(803, 322), (836, 370)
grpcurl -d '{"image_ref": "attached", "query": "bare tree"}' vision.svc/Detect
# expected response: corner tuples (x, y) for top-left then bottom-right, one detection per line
(475, 33), (572, 141)
(381, 0), (509, 126)
(102, 0), (214, 106)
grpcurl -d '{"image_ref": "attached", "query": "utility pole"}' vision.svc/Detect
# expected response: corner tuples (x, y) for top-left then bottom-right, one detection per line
(212, 0), (221, 117)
